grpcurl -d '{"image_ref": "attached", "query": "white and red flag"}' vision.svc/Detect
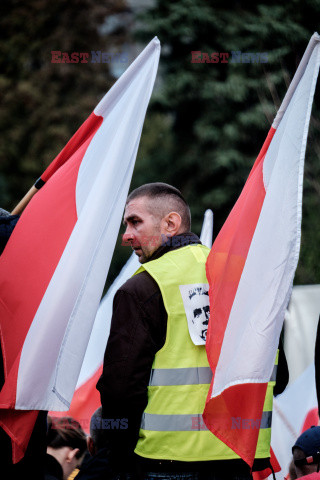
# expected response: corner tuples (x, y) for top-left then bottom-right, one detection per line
(0, 37), (160, 462)
(203, 32), (320, 468)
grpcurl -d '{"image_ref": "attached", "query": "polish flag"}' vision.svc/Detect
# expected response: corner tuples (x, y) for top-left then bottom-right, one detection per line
(203, 33), (320, 468)
(50, 209), (214, 433)
(0, 37), (160, 462)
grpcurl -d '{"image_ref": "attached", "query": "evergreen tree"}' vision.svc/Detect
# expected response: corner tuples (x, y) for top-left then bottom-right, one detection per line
(134, 0), (320, 283)
(0, 0), (129, 208)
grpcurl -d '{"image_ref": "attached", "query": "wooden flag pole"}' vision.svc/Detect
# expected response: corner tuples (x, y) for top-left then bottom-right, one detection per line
(11, 177), (45, 215)
(11, 186), (39, 215)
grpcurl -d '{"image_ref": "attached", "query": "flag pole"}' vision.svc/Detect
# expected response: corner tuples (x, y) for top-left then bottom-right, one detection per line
(11, 179), (45, 215)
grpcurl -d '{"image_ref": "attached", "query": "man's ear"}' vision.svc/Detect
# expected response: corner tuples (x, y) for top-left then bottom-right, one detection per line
(66, 447), (80, 463)
(161, 212), (182, 236)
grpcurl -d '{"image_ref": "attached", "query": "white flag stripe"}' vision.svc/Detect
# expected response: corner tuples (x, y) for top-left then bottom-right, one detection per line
(94, 38), (160, 118)
(16, 38), (160, 410)
(212, 42), (320, 397)
(76, 253), (139, 388)
(76, 208), (214, 388)
(200, 209), (214, 248)
(273, 32), (320, 129)
(77, 41), (160, 214)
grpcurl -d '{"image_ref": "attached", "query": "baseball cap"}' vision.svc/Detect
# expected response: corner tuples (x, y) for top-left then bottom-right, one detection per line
(293, 426), (320, 467)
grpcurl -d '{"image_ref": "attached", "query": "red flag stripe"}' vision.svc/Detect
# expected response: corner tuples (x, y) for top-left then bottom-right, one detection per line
(50, 365), (103, 434)
(203, 130), (276, 466)
(205, 128), (276, 384)
(0, 113), (102, 460)
(0, 410), (38, 464)
(41, 113), (103, 183)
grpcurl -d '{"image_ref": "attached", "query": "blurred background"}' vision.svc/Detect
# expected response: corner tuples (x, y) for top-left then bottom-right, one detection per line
(0, 0), (319, 288)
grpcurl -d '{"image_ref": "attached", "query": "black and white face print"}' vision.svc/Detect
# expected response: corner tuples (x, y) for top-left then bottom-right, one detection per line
(179, 284), (210, 345)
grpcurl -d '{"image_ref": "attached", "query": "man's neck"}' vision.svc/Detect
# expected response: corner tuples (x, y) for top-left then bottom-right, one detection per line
(146, 232), (201, 263)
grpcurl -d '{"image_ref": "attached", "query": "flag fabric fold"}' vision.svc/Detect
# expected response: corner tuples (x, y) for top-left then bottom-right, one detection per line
(0, 37), (160, 462)
(203, 32), (320, 467)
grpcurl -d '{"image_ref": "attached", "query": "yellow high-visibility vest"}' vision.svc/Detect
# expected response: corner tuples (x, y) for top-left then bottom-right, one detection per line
(134, 244), (275, 461)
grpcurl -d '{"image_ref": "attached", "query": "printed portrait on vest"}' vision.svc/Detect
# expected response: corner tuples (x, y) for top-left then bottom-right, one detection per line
(179, 283), (210, 345)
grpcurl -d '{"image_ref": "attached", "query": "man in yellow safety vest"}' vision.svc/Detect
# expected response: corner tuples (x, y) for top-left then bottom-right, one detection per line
(97, 182), (287, 480)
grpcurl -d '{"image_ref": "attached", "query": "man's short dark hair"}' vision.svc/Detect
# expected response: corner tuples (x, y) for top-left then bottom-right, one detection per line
(126, 183), (191, 231)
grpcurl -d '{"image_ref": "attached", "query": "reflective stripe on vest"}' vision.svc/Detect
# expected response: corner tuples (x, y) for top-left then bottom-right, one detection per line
(270, 364), (277, 382)
(149, 365), (277, 386)
(150, 366), (212, 386)
(141, 411), (273, 432)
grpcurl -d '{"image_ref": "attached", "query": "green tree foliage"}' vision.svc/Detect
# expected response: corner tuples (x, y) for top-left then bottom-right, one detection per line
(134, 0), (320, 284)
(0, 0), (133, 287)
(0, 0), (129, 207)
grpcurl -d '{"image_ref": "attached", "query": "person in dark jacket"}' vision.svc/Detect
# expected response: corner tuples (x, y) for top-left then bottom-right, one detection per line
(0, 207), (19, 255)
(96, 183), (288, 480)
(1, 196), (48, 479)
(0, 207), (48, 480)
(76, 407), (114, 480)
